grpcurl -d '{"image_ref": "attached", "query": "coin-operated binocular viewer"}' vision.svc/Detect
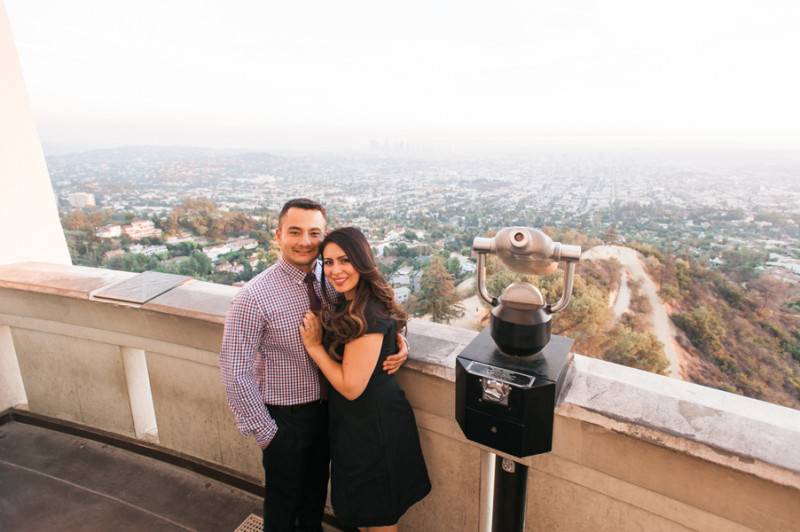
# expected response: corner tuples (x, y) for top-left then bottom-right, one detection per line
(455, 227), (581, 532)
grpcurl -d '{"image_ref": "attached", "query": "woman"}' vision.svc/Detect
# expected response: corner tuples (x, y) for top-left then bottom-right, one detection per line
(299, 227), (431, 532)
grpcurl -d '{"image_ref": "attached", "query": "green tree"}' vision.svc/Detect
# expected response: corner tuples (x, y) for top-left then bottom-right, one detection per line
(603, 325), (670, 375)
(445, 257), (462, 279)
(378, 262), (393, 278)
(486, 269), (527, 299)
(178, 251), (213, 277)
(544, 274), (613, 353)
(238, 261), (254, 282)
(720, 246), (768, 281)
(602, 225), (618, 244)
(257, 239), (280, 267)
(415, 256), (464, 323)
(168, 241), (200, 257)
(672, 305), (727, 356)
(106, 253), (160, 273)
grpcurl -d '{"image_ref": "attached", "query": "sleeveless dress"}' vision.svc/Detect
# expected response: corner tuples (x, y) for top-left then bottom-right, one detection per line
(324, 298), (431, 527)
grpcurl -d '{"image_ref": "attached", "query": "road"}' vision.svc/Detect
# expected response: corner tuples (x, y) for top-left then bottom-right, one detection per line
(583, 245), (684, 379)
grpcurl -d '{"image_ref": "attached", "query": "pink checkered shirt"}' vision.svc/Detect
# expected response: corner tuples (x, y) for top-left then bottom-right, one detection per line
(220, 258), (335, 448)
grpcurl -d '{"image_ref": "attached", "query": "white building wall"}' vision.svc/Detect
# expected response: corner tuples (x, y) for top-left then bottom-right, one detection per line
(0, 1), (70, 266)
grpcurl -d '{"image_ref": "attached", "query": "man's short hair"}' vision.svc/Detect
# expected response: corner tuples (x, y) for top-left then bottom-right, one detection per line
(278, 198), (327, 226)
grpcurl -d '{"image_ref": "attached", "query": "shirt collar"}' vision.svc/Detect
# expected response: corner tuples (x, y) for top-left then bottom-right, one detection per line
(277, 258), (321, 285)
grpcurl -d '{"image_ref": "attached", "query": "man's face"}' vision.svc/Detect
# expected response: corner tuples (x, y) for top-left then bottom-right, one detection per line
(275, 207), (326, 270)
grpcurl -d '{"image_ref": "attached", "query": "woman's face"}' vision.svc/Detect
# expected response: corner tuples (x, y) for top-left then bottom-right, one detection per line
(323, 242), (360, 299)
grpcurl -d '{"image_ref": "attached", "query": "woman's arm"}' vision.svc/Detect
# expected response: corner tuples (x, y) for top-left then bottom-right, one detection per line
(300, 312), (383, 400)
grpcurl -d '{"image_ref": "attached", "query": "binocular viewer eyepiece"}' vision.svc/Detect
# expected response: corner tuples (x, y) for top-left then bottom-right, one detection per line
(474, 227), (581, 357)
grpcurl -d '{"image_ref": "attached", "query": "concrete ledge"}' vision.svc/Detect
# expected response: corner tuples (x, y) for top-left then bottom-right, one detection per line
(0, 262), (236, 325)
(0, 262), (135, 300)
(405, 319), (477, 382)
(143, 280), (239, 324)
(561, 355), (800, 488)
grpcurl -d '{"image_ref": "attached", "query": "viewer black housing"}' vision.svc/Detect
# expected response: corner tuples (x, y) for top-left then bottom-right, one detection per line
(455, 329), (573, 458)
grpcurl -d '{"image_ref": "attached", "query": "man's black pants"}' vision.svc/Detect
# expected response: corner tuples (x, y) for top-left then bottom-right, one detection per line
(262, 401), (329, 532)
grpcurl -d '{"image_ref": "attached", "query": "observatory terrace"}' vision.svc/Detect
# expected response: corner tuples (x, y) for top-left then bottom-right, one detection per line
(1, 3), (799, 528)
(0, 262), (799, 532)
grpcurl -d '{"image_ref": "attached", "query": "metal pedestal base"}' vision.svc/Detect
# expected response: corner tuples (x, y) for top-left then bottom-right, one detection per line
(479, 451), (528, 532)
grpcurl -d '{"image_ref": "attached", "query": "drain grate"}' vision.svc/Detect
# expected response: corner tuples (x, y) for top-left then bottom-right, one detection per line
(234, 513), (263, 532)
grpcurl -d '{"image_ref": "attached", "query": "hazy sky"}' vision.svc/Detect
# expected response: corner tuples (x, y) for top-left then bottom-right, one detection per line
(6, 0), (800, 152)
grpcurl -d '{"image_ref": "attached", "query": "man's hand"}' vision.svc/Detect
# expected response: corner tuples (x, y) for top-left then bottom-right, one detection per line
(257, 427), (277, 451)
(383, 334), (409, 375)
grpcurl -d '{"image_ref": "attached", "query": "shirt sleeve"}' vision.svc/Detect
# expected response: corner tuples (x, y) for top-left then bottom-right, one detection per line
(219, 288), (277, 448)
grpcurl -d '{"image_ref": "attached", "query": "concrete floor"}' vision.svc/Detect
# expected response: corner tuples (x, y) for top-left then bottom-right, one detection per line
(0, 421), (263, 531)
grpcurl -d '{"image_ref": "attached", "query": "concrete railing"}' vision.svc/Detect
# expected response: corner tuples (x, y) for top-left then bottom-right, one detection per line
(1, 262), (798, 531)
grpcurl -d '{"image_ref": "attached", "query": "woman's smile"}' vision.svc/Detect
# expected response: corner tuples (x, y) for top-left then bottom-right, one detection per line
(331, 276), (349, 288)
(323, 242), (360, 298)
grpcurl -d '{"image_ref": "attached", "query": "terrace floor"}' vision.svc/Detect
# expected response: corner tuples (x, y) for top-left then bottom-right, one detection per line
(0, 420), (264, 531)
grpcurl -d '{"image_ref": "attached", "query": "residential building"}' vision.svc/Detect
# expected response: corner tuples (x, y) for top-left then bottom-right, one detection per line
(67, 192), (95, 208)
(95, 224), (122, 239)
(123, 220), (163, 241)
(395, 286), (410, 304)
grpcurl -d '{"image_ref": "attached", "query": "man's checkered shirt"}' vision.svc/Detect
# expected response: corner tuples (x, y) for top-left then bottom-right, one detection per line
(220, 258), (335, 448)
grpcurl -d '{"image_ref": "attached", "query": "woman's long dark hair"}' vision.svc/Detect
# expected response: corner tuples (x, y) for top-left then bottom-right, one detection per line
(319, 227), (407, 357)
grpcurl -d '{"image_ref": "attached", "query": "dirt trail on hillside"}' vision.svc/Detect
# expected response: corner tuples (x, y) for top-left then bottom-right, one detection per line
(612, 270), (631, 320)
(583, 245), (685, 379)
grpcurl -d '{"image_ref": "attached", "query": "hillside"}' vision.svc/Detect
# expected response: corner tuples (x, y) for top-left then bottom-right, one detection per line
(472, 236), (800, 410)
(641, 246), (800, 408)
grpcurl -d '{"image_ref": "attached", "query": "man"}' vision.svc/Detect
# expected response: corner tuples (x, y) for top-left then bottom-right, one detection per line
(220, 198), (408, 532)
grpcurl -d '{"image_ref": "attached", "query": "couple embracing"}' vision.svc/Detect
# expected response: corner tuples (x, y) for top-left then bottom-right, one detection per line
(220, 198), (431, 532)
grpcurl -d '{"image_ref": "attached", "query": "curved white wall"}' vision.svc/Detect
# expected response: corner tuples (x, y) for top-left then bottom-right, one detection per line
(0, 1), (70, 266)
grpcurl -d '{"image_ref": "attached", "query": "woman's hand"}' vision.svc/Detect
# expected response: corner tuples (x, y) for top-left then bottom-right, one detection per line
(300, 311), (323, 351)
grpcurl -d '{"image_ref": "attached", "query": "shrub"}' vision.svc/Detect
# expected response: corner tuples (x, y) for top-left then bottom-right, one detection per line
(603, 325), (670, 375)
(713, 278), (744, 309)
(672, 305), (726, 356)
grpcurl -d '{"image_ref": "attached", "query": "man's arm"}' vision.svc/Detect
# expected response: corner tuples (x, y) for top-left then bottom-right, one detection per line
(382, 333), (409, 375)
(219, 288), (276, 449)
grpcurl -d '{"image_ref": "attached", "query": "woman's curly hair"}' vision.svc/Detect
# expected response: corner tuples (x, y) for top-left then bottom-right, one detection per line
(319, 227), (407, 357)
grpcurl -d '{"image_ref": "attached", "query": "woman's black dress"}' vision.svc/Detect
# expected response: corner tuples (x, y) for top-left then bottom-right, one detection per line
(325, 299), (431, 527)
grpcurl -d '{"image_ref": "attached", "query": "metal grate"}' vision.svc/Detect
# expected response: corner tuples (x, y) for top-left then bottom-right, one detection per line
(234, 513), (263, 532)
